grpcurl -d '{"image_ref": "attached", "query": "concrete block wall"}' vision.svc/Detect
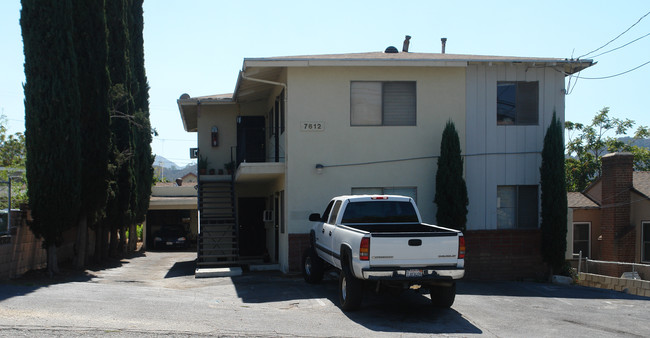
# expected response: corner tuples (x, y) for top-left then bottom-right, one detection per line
(288, 233), (310, 273)
(287, 229), (547, 280)
(578, 272), (650, 298)
(464, 229), (546, 280)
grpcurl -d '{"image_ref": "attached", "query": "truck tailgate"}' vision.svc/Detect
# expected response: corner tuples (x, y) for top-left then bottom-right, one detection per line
(369, 233), (459, 267)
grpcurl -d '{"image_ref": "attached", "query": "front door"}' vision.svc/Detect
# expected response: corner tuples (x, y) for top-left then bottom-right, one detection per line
(238, 197), (267, 258)
(237, 116), (266, 164)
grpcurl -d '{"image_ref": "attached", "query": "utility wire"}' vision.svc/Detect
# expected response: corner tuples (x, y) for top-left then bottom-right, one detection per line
(589, 31), (650, 59)
(575, 59), (650, 79)
(577, 10), (650, 59)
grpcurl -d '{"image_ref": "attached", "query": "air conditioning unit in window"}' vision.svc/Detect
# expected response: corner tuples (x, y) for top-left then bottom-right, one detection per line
(263, 210), (273, 222)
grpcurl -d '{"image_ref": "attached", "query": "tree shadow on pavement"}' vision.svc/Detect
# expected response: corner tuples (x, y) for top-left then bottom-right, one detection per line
(0, 250), (145, 301)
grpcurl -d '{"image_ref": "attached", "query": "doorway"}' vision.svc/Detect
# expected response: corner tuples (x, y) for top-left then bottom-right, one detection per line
(237, 116), (266, 164)
(238, 197), (267, 258)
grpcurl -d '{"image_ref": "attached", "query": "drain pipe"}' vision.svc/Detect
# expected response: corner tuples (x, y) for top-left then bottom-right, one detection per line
(240, 73), (287, 92)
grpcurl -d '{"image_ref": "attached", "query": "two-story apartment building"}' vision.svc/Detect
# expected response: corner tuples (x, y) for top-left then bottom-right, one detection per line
(178, 49), (593, 278)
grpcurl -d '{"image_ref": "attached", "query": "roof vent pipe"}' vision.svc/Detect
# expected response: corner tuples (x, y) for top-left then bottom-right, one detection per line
(402, 35), (411, 52)
(441, 37), (447, 54)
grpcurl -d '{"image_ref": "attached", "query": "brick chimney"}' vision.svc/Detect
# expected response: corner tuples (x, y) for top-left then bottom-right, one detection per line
(600, 152), (635, 273)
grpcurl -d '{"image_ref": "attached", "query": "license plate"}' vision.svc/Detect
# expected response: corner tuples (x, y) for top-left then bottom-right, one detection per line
(406, 269), (423, 278)
(166, 242), (173, 246)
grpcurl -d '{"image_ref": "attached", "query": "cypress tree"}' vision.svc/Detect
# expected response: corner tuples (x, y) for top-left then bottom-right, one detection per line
(72, 0), (112, 267)
(21, 0), (82, 274)
(540, 112), (568, 275)
(129, 0), (154, 250)
(434, 120), (469, 232)
(106, 0), (136, 255)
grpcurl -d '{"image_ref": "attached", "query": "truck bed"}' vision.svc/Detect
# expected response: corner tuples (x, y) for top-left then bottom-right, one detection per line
(343, 223), (455, 235)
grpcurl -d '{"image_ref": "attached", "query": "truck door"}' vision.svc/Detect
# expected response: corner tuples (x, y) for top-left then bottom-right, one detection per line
(321, 200), (342, 266)
(314, 201), (334, 262)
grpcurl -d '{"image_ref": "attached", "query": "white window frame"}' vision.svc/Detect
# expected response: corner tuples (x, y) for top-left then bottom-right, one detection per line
(350, 81), (416, 126)
(496, 185), (539, 229)
(572, 222), (591, 258)
(643, 221), (650, 263)
(496, 81), (539, 126)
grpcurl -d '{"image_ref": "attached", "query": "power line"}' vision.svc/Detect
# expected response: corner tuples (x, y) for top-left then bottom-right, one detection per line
(589, 31), (650, 59)
(576, 59), (650, 79)
(577, 10), (650, 59)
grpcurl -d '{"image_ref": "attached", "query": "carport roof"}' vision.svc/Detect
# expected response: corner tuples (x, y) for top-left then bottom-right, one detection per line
(149, 196), (197, 210)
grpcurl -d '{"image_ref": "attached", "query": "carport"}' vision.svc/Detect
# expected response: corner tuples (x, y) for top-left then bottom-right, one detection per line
(146, 183), (198, 250)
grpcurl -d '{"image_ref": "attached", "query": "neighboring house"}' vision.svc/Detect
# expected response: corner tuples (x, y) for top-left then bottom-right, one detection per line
(568, 152), (650, 269)
(181, 172), (197, 184)
(178, 46), (593, 277)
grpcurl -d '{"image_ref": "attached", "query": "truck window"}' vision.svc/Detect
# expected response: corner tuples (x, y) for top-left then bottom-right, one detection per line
(341, 201), (419, 224)
(321, 201), (334, 222)
(328, 201), (342, 224)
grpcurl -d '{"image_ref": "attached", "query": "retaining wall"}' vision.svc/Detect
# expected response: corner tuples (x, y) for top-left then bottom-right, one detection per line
(578, 272), (650, 298)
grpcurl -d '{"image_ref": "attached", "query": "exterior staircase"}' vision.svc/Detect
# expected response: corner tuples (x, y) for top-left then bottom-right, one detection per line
(197, 178), (239, 267)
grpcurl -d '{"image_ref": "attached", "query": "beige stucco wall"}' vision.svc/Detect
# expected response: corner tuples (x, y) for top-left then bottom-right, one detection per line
(570, 208), (602, 260)
(196, 101), (268, 173)
(284, 66), (467, 250)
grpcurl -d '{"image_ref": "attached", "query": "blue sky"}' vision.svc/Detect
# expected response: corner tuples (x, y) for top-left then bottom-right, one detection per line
(1, 1), (649, 167)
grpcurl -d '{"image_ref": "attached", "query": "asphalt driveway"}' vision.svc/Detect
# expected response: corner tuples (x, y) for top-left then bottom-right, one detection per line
(0, 251), (648, 337)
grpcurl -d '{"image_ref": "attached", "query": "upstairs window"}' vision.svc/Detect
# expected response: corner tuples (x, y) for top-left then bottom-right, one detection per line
(497, 81), (538, 125)
(351, 81), (416, 126)
(497, 185), (538, 229)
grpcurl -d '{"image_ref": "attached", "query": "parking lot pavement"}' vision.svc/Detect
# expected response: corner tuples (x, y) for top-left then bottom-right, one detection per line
(0, 252), (649, 337)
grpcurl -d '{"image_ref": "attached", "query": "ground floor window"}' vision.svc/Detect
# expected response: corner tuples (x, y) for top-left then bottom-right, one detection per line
(573, 222), (590, 257)
(641, 222), (650, 262)
(351, 187), (417, 203)
(497, 185), (538, 229)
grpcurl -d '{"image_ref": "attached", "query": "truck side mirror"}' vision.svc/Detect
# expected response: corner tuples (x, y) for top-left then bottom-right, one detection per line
(309, 213), (322, 222)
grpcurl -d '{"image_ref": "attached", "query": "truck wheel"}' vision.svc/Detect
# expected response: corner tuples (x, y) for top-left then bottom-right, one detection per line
(302, 248), (324, 284)
(338, 268), (363, 311)
(430, 283), (456, 308)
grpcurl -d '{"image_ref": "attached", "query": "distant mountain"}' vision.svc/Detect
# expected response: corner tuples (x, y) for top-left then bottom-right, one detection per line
(619, 137), (650, 149)
(164, 164), (197, 180)
(153, 155), (178, 169)
(153, 161), (197, 182)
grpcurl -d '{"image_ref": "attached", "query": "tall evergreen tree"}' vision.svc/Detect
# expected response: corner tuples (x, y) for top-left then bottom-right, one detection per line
(106, 0), (136, 254)
(434, 120), (469, 232)
(21, 0), (82, 274)
(129, 0), (154, 251)
(72, 0), (112, 268)
(540, 112), (568, 274)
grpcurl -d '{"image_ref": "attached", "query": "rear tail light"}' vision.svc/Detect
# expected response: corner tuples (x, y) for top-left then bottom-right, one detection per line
(371, 196), (388, 200)
(458, 236), (466, 259)
(360, 237), (370, 261)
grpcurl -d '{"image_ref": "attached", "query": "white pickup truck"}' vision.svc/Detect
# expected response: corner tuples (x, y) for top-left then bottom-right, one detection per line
(302, 195), (465, 311)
